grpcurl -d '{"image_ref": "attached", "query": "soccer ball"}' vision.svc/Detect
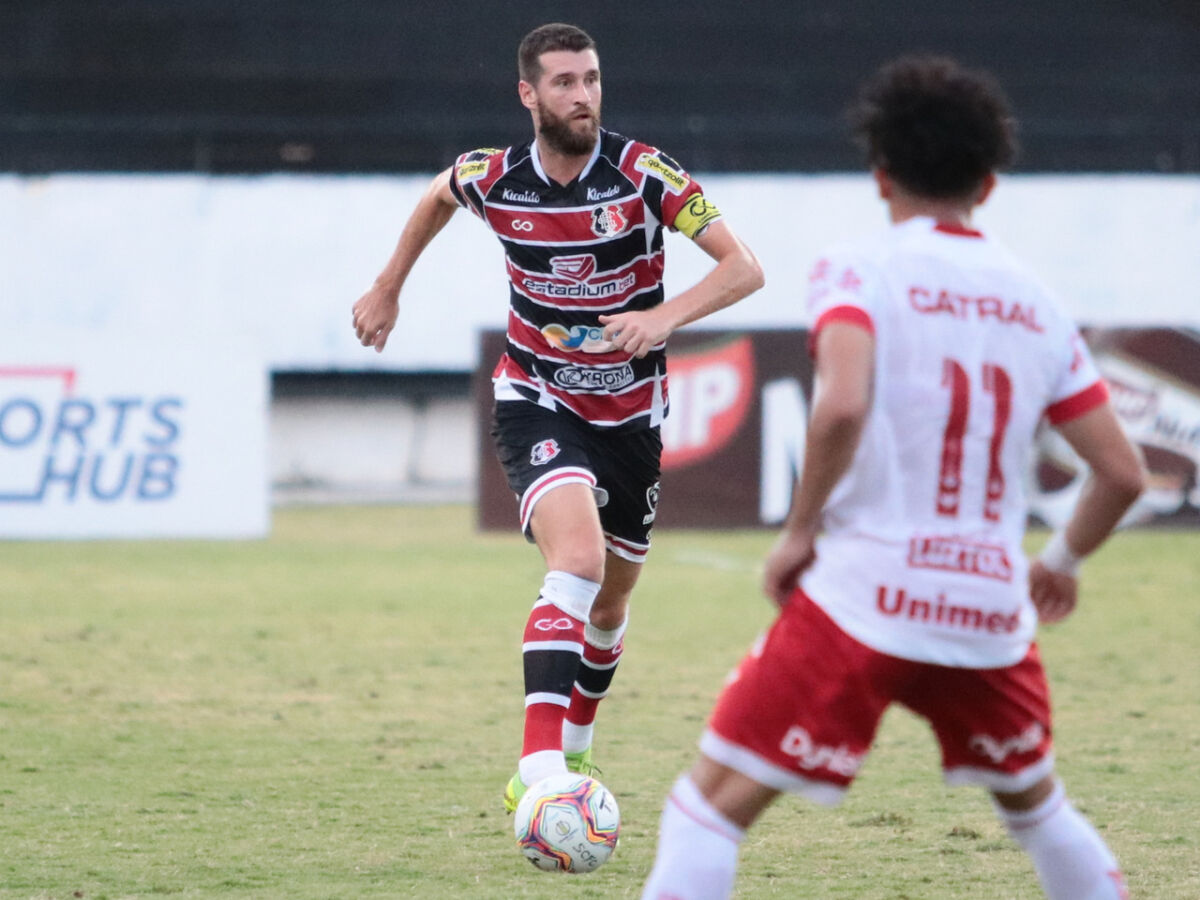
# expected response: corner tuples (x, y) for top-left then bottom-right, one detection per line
(513, 773), (620, 873)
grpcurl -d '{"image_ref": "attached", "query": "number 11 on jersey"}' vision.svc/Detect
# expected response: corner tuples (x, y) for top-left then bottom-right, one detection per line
(937, 358), (1013, 522)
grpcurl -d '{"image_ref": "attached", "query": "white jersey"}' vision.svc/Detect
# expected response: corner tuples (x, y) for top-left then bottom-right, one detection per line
(800, 217), (1108, 668)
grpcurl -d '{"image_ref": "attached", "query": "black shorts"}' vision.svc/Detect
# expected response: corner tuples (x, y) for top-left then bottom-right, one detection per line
(490, 399), (662, 563)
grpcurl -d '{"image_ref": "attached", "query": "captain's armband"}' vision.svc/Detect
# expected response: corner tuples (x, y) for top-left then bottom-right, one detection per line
(673, 194), (723, 240)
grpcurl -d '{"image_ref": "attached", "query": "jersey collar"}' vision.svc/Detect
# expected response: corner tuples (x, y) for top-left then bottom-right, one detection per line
(530, 131), (603, 187)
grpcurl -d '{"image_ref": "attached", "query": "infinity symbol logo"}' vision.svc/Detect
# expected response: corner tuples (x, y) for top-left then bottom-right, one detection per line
(533, 617), (574, 631)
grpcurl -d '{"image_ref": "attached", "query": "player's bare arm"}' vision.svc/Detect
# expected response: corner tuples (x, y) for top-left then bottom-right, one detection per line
(763, 322), (873, 606)
(352, 167), (458, 352)
(1029, 402), (1146, 623)
(598, 220), (763, 358)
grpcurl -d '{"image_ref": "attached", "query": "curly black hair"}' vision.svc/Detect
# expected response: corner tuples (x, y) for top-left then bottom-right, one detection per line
(849, 56), (1018, 199)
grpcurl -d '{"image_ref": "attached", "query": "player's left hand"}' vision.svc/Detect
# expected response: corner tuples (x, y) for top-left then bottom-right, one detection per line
(598, 309), (672, 358)
(1028, 559), (1078, 624)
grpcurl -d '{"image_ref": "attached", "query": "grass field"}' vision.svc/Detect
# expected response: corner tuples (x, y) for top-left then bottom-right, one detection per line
(1, 505), (1197, 899)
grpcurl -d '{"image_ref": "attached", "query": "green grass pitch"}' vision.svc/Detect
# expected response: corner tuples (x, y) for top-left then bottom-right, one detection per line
(1, 505), (1197, 898)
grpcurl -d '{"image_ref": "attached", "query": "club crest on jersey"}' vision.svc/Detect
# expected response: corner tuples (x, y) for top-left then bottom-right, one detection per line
(550, 254), (597, 282)
(591, 204), (628, 238)
(529, 438), (561, 466)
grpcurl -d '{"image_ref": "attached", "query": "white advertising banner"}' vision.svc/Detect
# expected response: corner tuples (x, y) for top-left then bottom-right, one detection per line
(0, 334), (269, 538)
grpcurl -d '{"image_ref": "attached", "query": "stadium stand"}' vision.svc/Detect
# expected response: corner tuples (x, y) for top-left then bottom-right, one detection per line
(1, 0), (1198, 174)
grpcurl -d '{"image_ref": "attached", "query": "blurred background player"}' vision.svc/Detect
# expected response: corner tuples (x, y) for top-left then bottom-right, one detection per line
(351, 23), (763, 812)
(641, 55), (1145, 900)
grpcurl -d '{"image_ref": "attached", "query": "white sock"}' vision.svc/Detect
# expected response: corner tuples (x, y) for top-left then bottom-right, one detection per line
(998, 781), (1128, 900)
(562, 721), (593, 755)
(641, 775), (745, 900)
(540, 570), (601, 621)
(518, 749), (567, 788)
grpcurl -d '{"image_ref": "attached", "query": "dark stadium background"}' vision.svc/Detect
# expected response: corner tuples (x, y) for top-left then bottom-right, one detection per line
(2, 0), (1198, 175)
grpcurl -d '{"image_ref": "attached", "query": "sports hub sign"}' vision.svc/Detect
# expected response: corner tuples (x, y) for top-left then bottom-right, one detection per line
(0, 335), (269, 538)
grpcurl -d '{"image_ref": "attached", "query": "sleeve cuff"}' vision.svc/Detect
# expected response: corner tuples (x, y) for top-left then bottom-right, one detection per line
(1045, 380), (1109, 425)
(809, 305), (874, 357)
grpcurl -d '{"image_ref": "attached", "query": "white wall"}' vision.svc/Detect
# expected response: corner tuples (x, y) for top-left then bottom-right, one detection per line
(3, 173), (1197, 374)
(270, 393), (475, 504)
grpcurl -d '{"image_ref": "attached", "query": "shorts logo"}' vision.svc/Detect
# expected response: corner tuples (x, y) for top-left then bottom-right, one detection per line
(642, 481), (661, 525)
(779, 725), (863, 777)
(968, 722), (1045, 764)
(529, 438), (560, 466)
(591, 204), (628, 238)
(552, 364), (635, 391)
(634, 152), (688, 194)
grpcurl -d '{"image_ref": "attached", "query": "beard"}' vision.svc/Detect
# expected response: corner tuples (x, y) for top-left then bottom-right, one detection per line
(536, 100), (600, 156)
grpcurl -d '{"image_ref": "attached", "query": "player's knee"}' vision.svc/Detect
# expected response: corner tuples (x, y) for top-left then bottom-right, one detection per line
(544, 535), (607, 584)
(992, 773), (1058, 813)
(588, 595), (629, 631)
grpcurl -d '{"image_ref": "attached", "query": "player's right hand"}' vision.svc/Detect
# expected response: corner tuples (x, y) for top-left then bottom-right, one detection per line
(762, 528), (817, 609)
(352, 285), (399, 353)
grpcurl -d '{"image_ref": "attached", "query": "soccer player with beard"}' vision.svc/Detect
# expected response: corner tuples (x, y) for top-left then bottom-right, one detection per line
(640, 56), (1145, 899)
(352, 23), (763, 813)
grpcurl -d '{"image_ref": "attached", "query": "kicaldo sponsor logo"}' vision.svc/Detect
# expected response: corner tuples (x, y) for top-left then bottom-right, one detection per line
(661, 337), (754, 469)
(502, 188), (540, 203)
(779, 725), (863, 777)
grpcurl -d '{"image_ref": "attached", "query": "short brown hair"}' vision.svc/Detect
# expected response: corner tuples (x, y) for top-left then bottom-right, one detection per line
(849, 55), (1018, 199)
(518, 23), (597, 84)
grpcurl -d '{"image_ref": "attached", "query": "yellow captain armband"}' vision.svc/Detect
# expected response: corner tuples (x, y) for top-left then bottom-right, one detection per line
(673, 194), (723, 239)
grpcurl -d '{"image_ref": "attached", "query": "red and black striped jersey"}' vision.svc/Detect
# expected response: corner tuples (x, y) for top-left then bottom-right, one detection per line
(449, 129), (721, 431)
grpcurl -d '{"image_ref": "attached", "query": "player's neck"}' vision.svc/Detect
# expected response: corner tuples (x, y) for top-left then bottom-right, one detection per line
(881, 174), (983, 229)
(888, 199), (975, 229)
(535, 138), (594, 186)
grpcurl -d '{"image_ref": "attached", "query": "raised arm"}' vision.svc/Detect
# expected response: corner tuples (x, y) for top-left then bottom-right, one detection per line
(352, 167), (459, 352)
(1029, 402), (1146, 623)
(598, 219), (764, 358)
